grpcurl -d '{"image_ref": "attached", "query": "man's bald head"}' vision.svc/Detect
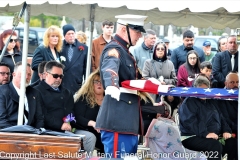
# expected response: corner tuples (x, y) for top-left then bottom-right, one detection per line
(225, 72), (239, 89)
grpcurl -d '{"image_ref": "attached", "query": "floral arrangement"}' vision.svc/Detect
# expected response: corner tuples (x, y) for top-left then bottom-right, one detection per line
(79, 46), (84, 51)
(63, 113), (76, 132)
(60, 56), (66, 63)
(219, 133), (236, 145)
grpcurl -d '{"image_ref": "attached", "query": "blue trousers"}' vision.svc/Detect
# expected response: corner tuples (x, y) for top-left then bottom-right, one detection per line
(101, 130), (138, 158)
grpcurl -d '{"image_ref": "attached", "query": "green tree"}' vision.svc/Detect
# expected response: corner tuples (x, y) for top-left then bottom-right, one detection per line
(30, 14), (62, 28)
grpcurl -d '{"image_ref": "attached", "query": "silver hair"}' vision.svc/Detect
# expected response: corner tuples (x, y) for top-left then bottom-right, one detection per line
(143, 29), (156, 38)
(193, 75), (210, 88)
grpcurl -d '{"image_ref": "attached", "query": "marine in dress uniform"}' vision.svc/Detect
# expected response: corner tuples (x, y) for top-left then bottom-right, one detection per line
(95, 14), (147, 158)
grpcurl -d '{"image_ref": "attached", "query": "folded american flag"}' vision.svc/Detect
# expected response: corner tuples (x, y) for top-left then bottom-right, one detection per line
(121, 80), (238, 101)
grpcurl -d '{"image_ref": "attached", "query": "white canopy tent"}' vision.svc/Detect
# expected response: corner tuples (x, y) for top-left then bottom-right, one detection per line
(0, 1), (240, 158)
(1, 1), (240, 29)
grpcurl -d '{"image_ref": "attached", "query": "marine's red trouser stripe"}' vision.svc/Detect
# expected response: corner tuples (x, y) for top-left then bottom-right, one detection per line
(113, 132), (118, 158)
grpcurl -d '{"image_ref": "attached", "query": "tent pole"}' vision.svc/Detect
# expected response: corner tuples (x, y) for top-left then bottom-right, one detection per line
(238, 44), (240, 160)
(85, 4), (95, 79)
(17, 4), (30, 125)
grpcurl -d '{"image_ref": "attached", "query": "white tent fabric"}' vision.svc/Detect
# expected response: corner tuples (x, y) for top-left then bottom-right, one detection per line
(0, 1), (240, 29)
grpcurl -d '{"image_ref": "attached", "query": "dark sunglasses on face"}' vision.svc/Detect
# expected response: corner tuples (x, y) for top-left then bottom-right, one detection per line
(0, 72), (10, 76)
(156, 47), (165, 51)
(93, 80), (101, 84)
(9, 39), (18, 43)
(47, 72), (64, 79)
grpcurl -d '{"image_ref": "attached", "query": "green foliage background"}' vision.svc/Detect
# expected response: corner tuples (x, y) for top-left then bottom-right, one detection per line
(0, 12), (68, 28)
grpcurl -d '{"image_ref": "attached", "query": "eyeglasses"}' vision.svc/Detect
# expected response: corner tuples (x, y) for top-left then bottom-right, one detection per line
(188, 57), (197, 60)
(156, 47), (165, 51)
(0, 72), (10, 76)
(9, 39), (18, 43)
(47, 72), (64, 79)
(93, 80), (101, 84)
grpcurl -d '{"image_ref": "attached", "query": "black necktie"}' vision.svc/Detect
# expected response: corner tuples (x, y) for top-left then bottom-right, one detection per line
(24, 109), (28, 119)
(23, 96), (28, 124)
(23, 109), (28, 125)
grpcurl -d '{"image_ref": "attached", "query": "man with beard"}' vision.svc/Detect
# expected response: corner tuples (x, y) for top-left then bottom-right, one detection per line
(212, 35), (238, 88)
(0, 61), (44, 129)
(0, 62), (10, 85)
(91, 20), (114, 72)
(216, 72), (238, 134)
(171, 30), (205, 74)
(202, 40), (215, 62)
(34, 61), (96, 154)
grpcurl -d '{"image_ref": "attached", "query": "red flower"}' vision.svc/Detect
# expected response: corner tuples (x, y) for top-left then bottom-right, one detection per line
(232, 133), (236, 138)
(79, 46), (84, 51)
(62, 117), (67, 122)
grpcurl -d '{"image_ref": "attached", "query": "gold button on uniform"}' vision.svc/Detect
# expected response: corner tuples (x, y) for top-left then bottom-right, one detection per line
(129, 101), (131, 104)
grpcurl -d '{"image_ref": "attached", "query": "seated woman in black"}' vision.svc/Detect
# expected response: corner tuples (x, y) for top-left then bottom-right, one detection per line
(74, 69), (104, 153)
(179, 75), (237, 160)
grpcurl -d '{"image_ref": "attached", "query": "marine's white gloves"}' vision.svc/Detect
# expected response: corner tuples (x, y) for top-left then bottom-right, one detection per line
(148, 77), (161, 85)
(105, 86), (120, 101)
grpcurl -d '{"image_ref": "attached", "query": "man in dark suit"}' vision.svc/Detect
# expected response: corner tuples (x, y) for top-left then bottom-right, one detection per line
(0, 62), (11, 85)
(34, 61), (96, 154)
(163, 38), (172, 59)
(60, 24), (88, 94)
(212, 35), (238, 88)
(30, 61), (47, 88)
(0, 61), (44, 129)
(216, 72), (238, 134)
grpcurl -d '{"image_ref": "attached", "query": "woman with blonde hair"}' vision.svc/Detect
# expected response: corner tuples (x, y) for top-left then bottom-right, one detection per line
(31, 25), (63, 83)
(76, 31), (87, 44)
(74, 68), (104, 153)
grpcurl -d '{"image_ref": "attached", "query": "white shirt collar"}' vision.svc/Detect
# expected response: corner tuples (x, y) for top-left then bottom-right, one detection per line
(12, 82), (21, 96)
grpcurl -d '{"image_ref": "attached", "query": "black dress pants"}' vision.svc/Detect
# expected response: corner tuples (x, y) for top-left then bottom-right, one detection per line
(182, 136), (237, 160)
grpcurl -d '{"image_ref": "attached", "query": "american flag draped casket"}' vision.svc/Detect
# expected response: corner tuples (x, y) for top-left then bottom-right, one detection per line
(121, 80), (238, 101)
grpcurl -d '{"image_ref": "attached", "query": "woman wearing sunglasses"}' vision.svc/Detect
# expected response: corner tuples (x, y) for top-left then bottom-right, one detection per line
(142, 41), (177, 102)
(0, 29), (22, 75)
(31, 25), (63, 83)
(73, 69), (104, 154)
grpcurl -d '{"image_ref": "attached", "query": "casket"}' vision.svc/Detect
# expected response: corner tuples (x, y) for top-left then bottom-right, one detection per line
(0, 132), (84, 159)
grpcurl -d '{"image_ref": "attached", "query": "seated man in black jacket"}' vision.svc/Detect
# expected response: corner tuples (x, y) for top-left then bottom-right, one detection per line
(30, 61), (47, 87)
(34, 61), (96, 154)
(0, 61), (44, 129)
(179, 75), (237, 160)
(216, 72), (238, 134)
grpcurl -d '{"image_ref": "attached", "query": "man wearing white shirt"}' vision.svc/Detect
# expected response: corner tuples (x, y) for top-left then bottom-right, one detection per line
(212, 35), (238, 88)
(0, 61), (44, 129)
